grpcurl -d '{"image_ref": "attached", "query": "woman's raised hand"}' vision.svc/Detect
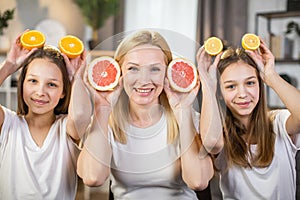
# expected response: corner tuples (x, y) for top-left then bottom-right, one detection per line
(164, 77), (200, 111)
(81, 64), (123, 108)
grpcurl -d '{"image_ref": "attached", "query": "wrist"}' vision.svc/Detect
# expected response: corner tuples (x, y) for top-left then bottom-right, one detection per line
(0, 60), (14, 78)
(94, 105), (112, 117)
(173, 107), (193, 125)
(265, 71), (280, 88)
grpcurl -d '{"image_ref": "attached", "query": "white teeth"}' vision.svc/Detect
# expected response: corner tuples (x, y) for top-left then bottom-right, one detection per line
(136, 88), (151, 93)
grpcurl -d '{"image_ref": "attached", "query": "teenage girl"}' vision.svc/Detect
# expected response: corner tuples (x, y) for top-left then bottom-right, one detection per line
(0, 31), (87, 199)
(197, 40), (300, 199)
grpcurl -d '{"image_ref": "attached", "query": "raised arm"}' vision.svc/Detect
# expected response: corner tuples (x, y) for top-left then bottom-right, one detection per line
(164, 78), (213, 191)
(77, 77), (123, 186)
(64, 51), (94, 141)
(77, 103), (112, 186)
(196, 46), (223, 154)
(0, 30), (37, 129)
(247, 39), (300, 135)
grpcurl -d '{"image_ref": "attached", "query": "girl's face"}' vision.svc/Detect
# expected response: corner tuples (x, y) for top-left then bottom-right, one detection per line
(23, 58), (65, 115)
(122, 45), (166, 107)
(220, 61), (260, 122)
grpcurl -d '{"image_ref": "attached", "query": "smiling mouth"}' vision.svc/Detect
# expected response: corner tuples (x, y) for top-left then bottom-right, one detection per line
(236, 102), (249, 105)
(235, 101), (251, 107)
(33, 99), (48, 105)
(135, 88), (153, 93)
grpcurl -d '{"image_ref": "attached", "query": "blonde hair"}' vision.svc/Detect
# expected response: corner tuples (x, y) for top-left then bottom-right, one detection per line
(110, 30), (178, 144)
(217, 48), (275, 168)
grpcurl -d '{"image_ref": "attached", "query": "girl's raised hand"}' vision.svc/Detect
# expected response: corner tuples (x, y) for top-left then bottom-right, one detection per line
(246, 39), (276, 85)
(196, 46), (213, 74)
(6, 30), (37, 73)
(196, 46), (221, 92)
(63, 50), (87, 82)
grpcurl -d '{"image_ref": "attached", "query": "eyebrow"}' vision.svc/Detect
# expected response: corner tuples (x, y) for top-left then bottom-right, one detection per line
(126, 62), (139, 66)
(125, 62), (165, 67)
(223, 76), (257, 84)
(26, 74), (62, 82)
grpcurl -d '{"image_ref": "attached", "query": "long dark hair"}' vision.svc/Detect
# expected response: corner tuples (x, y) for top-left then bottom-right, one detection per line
(17, 47), (71, 115)
(217, 48), (275, 168)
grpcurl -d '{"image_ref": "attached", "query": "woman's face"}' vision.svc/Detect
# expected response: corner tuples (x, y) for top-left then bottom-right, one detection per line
(23, 58), (65, 115)
(220, 60), (260, 122)
(121, 45), (166, 107)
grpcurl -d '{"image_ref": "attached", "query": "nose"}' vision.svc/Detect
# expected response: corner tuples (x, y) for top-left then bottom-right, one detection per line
(237, 85), (247, 98)
(35, 84), (46, 96)
(137, 67), (151, 84)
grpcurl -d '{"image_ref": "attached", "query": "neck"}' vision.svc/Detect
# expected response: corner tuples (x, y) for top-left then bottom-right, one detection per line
(129, 103), (163, 128)
(25, 111), (56, 128)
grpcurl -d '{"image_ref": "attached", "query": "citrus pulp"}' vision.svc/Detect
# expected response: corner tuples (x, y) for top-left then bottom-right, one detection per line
(167, 58), (197, 93)
(88, 56), (121, 91)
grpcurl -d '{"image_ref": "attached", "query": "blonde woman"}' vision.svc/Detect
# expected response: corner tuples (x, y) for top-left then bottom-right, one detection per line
(77, 30), (217, 199)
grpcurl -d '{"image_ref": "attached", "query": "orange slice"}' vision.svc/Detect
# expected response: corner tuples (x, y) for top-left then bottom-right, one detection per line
(241, 33), (260, 50)
(167, 58), (198, 93)
(88, 56), (121, 91)
(58, 35), (84, 58)
(204, 37), (223, 56)
(20, 30), (46, 50)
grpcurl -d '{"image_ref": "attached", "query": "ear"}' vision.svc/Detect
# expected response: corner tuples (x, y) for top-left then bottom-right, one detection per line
(60, 92), (65, 99)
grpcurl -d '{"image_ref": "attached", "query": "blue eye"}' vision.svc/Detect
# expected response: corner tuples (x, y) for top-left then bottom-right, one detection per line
(128, 66), (138, 71)
(151, 67), (161, 72)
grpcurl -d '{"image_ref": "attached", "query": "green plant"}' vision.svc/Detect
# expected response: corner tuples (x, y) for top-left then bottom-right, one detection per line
(73, 0), (119, 41)
(0, 8), (15, 35)
(285, 21), (300, 36)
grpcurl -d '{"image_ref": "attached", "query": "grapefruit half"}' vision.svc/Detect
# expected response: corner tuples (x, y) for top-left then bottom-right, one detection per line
(167, 58), (198, 93)
(88, 56), (121, 91)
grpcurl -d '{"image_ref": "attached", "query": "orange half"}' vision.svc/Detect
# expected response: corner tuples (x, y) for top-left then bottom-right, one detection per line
(20, 30), (46, 50)
(59, 35), (84, 58)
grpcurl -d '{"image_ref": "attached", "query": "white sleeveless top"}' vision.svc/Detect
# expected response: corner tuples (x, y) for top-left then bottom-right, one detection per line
(109, 111), (200, 200)
(0, 106), (80, 200)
